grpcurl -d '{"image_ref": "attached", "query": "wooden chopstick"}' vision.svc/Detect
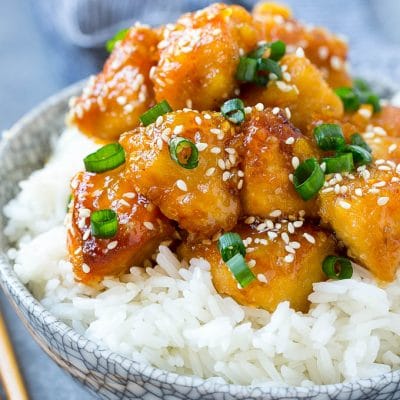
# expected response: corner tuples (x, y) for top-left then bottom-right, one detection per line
(0, 309), (29, 400)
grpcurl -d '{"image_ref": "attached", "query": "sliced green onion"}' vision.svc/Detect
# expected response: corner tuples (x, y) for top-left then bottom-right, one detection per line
(314, 124), (346, 151)
(66, 194), (72, 212)
(236, 57), (258, 82)
(350, 133), (372, 153)
(257, 58), (282, 79)
(106, 28), (129, 52)
(90, 209), (118, 239)
(83, 143), (125, 173)
(322, 153), (354, 174)
(269, 40), (286, 61)
(335, 87), (360, 112)
(169, 137), (199, 169)
(343, 144), (373, 166)
(293, 158), (325, 201)
(353, 78), (371, 92)
(363, 92), (381, 113)
(140, 100), (172, 126)
(248, 40), (286, 61)
(221, 99), (245, 124)
(218, 232), (246, 262)
(226, 253), (256, 288)
(322, 255), (353, 280)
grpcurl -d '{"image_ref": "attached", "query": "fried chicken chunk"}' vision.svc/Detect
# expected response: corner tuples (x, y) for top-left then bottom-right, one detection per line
(252, 2), (351, 88)
(67, 168), (174, 285)
(242, 54), (344, 134)
(120, 110), (241, 238)
(152, 3), (259, 110)
(179, 222), (336, 312)
(236, 108), (319, 218)
(68, 26), (160, 141)
(319, 166), (400, 281)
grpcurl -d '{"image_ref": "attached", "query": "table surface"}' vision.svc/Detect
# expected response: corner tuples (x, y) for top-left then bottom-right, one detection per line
(1, 0), (400, 399)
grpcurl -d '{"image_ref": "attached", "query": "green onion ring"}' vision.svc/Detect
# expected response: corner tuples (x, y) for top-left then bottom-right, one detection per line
(343, 144), (373, 166)
(350, 133), (372, 153)
(218, 232), (246, 262)
(313, 124), (346, 151)
(83, 143), (126, 173)
(140, 100), (172, 126)
(221, 99), (245, 124)
(226, 253), (256, 288)
(322, 153), (354, 174)
(169, 137), (199, 169)
(322, 255), (353, 280)
(293, 158), (325, 201)
(90, 209), (118, 239)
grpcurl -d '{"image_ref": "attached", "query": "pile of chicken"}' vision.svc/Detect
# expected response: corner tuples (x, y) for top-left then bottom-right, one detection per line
(66, 2), (400, 313)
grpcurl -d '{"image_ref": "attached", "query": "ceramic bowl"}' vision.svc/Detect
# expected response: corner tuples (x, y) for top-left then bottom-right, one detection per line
(0, 81), (399, 400)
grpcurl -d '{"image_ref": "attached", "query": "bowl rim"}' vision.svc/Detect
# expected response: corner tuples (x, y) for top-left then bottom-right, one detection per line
(1, 79), (399, 397)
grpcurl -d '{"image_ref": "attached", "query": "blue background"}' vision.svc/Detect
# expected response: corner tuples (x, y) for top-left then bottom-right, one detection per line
(1, 0), (400, 399)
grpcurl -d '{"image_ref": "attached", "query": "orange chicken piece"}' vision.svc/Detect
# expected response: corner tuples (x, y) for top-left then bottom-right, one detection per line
(236, 108), (319, 218)
(252, 2), (351, 88)
(179, 222), (336, 312)
(319, 166), (400, 281)
(242, 54), (343, 135)
(152, 3), (259, 110)
(68, 26), (160, 141)
(120, 110), (241, 238)
(67, 168), (174, 285)
(369, 105), (400, 138)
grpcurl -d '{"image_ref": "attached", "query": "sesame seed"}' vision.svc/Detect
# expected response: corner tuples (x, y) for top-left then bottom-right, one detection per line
(373, 127), (386, 136)
(303, 233), (315, 244)
(82, 229), (90, 241)
(225, 147), (236, 155)
(210, 128), (222, 135)
(255, 103), (264, 111)
(194, 116), (202, 126)
(204, 113), (211, 120)
(358, 108), (372, 119)
(281, 232), (289, 244)
(268, 231), (278, 240)
(288, 173), (294, 182)
(291, 157), (300, 169)
(318, 46), (329, 60)
(211, 147), (221, 154)
(285, 245), (296, 254)
(377, 196), (389, 206)
(116, 96), (127, 105)
(330, 56), (343, 70)
(257, 222), (267, 231)
(245, 216), (255, 224)
(272, 107), (280, 115)
(217, 159), (226, 170)
(196, 142), (208, 151)
(257, 274), (268, 283)
(321, 187), (334, 194)
(176, 180), (187, 191)
(206, 167), (216, 176)
(339, 200), (351, 209)
(276, 81), (293, 92)
(143, 222), (155, 230)
(288, 222), (295, 234)
(82, 263), (91, 274)
(290, 241), (301, 249)
(285, 137), (295, 145)
(283, 72), (291, 82)
(389, 144), (398, 154)
(295, 47), (305, 57)
(173, 125), (183, 135)
(107, 240), (118, 250)
(79, 208), (91, 218)
(284, 254), (294, 263)
(361, 169), (371, 180)
(222, 171), (231, 181)
(248, 260), (256, 268)
(355, 188), (363, 196)
(378, 166), (391, 171)
(285, 107), (291, 119)
(237, 179), (244, 189)
(123, 192), (136, 199)
(155, 116), (163, 127)
(293, 220), (303, 228)
(270, 209), (282, 218)
(373, 181), (386, 188)
(244, 106), (252, 114)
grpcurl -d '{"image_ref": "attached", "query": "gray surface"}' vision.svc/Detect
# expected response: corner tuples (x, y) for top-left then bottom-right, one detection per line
(1, 0), (400, 399)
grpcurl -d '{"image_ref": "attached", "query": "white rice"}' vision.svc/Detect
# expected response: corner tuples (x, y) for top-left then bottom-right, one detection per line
(3, 128), (400, 387)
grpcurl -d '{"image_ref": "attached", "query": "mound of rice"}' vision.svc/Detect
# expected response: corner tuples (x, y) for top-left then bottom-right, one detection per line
(3, 128), (400, 387)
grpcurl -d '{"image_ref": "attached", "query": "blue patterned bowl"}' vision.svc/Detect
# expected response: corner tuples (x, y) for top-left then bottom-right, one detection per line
(0, 81), (399, 400)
